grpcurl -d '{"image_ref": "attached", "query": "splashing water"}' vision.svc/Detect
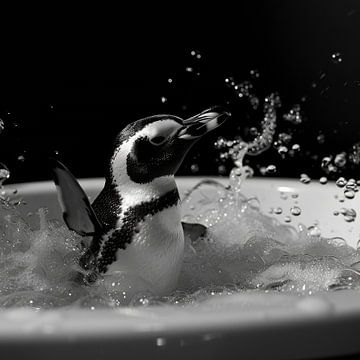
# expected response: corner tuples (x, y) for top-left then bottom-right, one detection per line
(0, 157), (359, 310)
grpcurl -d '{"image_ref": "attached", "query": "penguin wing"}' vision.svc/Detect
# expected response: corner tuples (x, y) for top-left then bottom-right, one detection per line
(50, 159), (103, 236)
(182, 222), (207, 242)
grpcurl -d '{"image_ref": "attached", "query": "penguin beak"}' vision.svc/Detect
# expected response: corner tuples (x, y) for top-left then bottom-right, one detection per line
(177, 106), (231, 141)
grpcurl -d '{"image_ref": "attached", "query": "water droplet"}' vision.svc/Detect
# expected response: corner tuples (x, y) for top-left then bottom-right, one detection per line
(259, 167), (267, 176)
(284, 216), (291, 223)
(156, 337), (167, 347)
(291, 193), (299, 199)
(249, 96), (260, 110)
(277, 146), (288, 156)
(0, 118), (4, 134)
(345, 179), (357, 192)
(336, 177), (347, 188)
(167, 78), (173, 84)
(161, 96), (167, 103)
(334, 152), (346, 168)
(292, 144), (300, 152)
(331, 52), (343, 64)
(290, 206), (301, 216)
(283, 104), (302, 124)
(0, 163), (10, 186)
(249, 69), (260, 79)
(217, 165), (227, 175)
(317, 134), (325, 144)
(349, 142), (360, 165)
(185, 67), (194, 73)
(321, 156), (332, 171)
(190, 50), (202, 59)
(340, 208), (356, 222)
(265, 165), (277, 174)
(190, 164), (199, 173)
(344, 189), (355, 199)
(234, 81), (253, 98)
(274, 207), (283, 215)
(333, 211), (339, 216)
(17, 155), (25, 162)
(278, 133), (292, 144)
(224, 77), (235, 87)
(300, 173), (311, 184)
(308, 226), (321, 237)
(214, 137), (227, 149)
(319, 177), (328, 185)
(280, 192), (288, 200)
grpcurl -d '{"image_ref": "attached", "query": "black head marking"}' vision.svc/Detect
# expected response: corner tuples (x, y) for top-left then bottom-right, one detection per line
(95, 188), (180, 273)
(126, 135), (189, 183)
(107, 114), (182, 182)
(92, 180), (122, 231)
(111, 115), (182, 160)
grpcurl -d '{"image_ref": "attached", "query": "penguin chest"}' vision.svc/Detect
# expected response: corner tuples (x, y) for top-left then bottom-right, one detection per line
(106, 205), (184, 295)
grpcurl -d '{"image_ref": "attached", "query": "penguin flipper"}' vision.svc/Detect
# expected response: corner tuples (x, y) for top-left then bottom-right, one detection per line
(182, 221), (207, 242)
(50, 159), (103, 236)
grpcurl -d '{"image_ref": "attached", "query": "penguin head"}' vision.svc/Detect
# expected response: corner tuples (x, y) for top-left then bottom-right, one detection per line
(110, 106), (230, 184)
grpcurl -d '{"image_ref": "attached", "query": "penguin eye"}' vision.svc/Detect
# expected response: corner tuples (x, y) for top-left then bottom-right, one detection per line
(150, 135), (167, 145)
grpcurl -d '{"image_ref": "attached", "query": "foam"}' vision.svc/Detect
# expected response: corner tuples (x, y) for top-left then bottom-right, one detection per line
(0, 180), (360, 309)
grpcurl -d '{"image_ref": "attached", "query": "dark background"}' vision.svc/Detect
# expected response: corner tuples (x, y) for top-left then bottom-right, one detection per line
(1, 1), (360, 184)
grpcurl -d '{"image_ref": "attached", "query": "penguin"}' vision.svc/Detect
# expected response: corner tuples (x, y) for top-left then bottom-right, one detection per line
(51, 106), (230, 296)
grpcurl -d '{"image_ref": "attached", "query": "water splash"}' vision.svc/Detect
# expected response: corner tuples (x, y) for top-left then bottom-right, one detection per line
(247, 93), (280, 156)
(283, 104), (303, 125)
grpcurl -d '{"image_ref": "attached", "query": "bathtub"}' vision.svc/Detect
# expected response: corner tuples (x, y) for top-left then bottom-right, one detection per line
(1, 177), (360, 360)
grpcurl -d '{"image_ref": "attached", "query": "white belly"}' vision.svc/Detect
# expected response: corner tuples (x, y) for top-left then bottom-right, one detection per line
(106, 205), (184, 296)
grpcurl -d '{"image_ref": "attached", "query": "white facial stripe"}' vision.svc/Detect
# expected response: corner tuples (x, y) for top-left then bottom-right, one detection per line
(148, 121), (181, 139)
(111, 119), (180, 218)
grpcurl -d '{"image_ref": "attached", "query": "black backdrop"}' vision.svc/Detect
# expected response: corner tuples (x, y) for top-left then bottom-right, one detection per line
(1, 0), (360, 183)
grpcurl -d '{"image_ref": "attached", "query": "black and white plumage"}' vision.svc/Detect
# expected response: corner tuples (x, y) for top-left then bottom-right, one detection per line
(51, 106), (230, 295)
